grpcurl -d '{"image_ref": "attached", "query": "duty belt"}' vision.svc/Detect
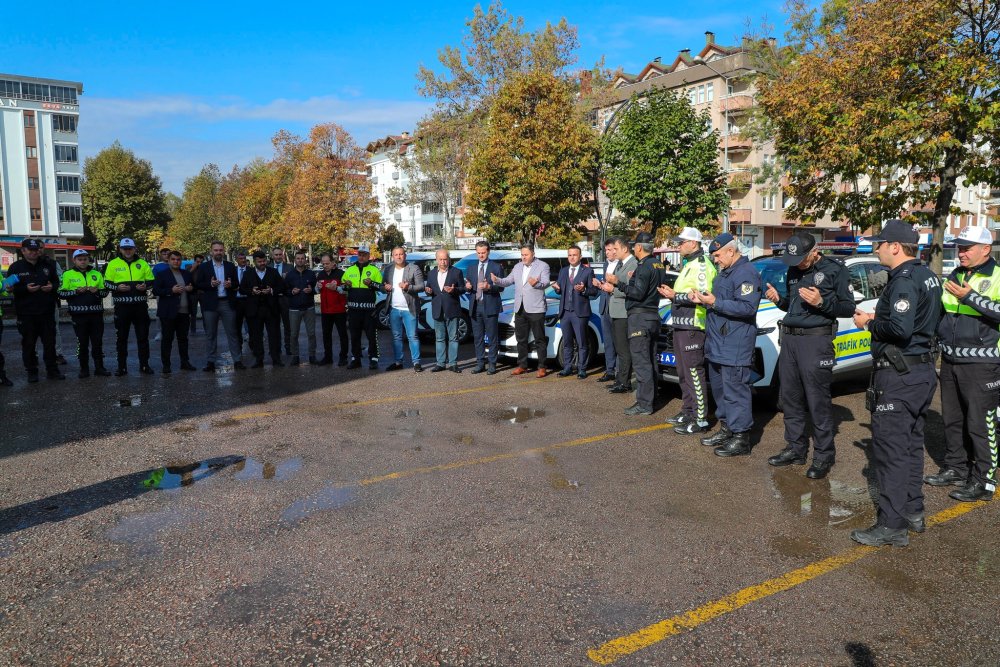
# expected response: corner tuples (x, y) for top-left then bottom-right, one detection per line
(779, 322), (836, 336)
(874, 352), (934, 370)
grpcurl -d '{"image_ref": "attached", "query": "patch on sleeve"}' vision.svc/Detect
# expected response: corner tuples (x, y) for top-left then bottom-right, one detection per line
(814, 271), (825, 285)
(978, 279), (991, 292)
(740, 282), (755, 295)
(894, 298), (910, 313)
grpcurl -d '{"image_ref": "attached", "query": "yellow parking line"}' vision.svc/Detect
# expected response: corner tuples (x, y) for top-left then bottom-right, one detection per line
(587, 501), (988, 665)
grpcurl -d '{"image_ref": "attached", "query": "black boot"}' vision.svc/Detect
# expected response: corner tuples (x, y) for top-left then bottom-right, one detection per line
(0, 372), (12, 387)
(93, 364), (111, 377)
(714, 432), (751, 457)
(701, 423), (732, 447)
(78, 362), (90, 379)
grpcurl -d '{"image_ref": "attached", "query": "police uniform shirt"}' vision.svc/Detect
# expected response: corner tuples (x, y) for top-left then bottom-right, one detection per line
(624, 255), (664, 313)
(5, 256), (59, 315)
(868, 259), (942, 358)
(704, 255), (762, 367)
(778, 256), (854, 328)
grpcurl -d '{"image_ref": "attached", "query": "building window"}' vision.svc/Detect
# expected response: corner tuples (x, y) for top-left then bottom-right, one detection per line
(30, 208), (42, 220)
(24, 114), (35, 128)
(706, 83), (714, 102)
(52, 114), (77, 133)
(762, 193), (777, 211)
(422, 201), (443, 215)
(57, 175), (80, 192)
(688, 88), (697, 105)
(698, 85), (706, 104)
(59, 205), (82, 223)
(26, 146), (38, 159)
(27, 177), (39, 190)
(54, 144), (78, 162)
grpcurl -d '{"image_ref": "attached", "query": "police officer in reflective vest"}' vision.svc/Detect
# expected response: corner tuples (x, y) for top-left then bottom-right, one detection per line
(104, 238), (155, 375)
(659, 227), (716, 434)
(58, 249), (112, 378)
(925, 225), (1000, 502)
(341, 244), (383, 370)
(693, 233), (762, 457)
(615, 232), (664, 416)
(765, 233), (854, 478)
(852, 220), (942, 547)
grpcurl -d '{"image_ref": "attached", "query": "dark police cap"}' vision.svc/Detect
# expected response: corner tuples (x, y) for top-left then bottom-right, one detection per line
(252, 250), (267, 259)
(21, 238), (43, 250)
(633, 232), (654, 244)
(861, 219), (918, 245)
(781, 233), (817, 266)
(709, 232), (736, 253)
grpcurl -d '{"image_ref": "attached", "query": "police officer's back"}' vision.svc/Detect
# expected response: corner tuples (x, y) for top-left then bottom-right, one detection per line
(622, 232), (665, 416)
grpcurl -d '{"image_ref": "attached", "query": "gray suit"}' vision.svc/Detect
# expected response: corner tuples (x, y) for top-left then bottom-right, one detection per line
(381, 262), (426, 366)
(609, 254), (638, 387)
(598, 259), (619, 373)
(380, 263), (426, 316)
(494, 260), (552, 369)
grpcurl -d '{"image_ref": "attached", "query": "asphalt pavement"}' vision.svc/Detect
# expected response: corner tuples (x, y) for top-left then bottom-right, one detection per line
(1, 321), (997, 666)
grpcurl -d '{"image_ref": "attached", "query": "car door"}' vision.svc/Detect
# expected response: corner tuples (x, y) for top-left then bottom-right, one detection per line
(833, 261), (881, 372)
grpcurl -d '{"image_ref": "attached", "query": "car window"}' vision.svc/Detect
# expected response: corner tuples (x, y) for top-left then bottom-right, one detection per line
(751, 258), (788, 297)
(864, 263), (888, 298)
(847, 263), (869, 299)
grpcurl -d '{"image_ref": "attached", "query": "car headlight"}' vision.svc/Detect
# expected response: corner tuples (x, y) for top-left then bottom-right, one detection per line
(756, 326), (776, 337)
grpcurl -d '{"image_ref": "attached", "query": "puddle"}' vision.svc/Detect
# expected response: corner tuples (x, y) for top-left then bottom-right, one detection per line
(117, 395), (142, 407)
(280, 484), (359, 525)
(499, 407), (546, 424)
(107, 507), (201, 555)
(395, 409), (421, 418)
(232, 457), (302, 482)
(769, 471), (873, 528)
(458, 435), (474, 446)
(172, 424), (196, 434)
(542, 453), (557, 466)
(549, 474), (579, 490)
(141, 455), (246, 490)
(213, 418), (240, 428)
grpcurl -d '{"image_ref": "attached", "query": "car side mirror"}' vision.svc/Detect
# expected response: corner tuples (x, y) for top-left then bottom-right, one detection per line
(852, 290), (865, 304)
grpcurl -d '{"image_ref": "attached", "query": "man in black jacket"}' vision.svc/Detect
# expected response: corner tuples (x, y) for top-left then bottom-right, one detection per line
(5, 239), (64, 382)
(284, 249), (318, 365)
(240, 250), (286, 367)
(153, 251), (197, 374)
(194, 240), (244, 371)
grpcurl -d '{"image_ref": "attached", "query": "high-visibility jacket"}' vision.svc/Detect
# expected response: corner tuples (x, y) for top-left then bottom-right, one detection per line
(58, 267), (109, 314)
(670, 250), (717, 330)
(341, 262), (383, 310)
(104, 255), (154, 306)
(938, 258), (1000, 363)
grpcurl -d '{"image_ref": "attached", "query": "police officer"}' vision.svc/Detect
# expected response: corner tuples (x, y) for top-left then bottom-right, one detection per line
(852, 219), (942, 547)
(659, 227), (717, 434)
(693, 233), (762, 457)
(58, 249), (111, 378)
(104, 238), (155, 375)
(5, 239), (64, 382)
(341, 244), (383, 369)
(765, 233), (854, 478)
(612, 232), (664, 416)
(925, 225), (1000, 502)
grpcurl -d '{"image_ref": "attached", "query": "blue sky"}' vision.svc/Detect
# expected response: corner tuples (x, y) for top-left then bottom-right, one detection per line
(4, 0), (784, 194)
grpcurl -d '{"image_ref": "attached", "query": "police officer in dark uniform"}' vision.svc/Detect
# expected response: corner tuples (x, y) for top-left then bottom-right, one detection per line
(693, 233), (762, 456)
(614, 232), (664, 416)
(851, 220), (942, 547)
(5, 239), (65, 382)
(765, 233), (854, 478)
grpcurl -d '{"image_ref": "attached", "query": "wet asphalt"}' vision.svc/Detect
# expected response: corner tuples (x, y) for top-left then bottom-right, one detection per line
(1, 321), (998, 666)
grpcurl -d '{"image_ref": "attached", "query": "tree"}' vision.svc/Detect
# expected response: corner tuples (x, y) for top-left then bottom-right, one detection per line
(168, 164), (224, 256)
(751, 0), (1000, 273)
(81, 142), (168, 254)
(378, 224), (407, 253)
(235, 157), (290, 251)
(601, 89), (729, 240)
(465, 71), (598, 244)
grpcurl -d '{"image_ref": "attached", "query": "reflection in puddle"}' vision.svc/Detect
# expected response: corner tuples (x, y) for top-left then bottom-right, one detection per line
(117, 395), (142, 407)
(395, 409), (421, 418)
(107, 507), (201, 555)
(232, 457), (302, 482)
(499, 407), (546, 424)
(141, 455), (246, 490)
(280, 484), (359, 525)
(769, 471), (873, 528)
(549, 474), (579, 490)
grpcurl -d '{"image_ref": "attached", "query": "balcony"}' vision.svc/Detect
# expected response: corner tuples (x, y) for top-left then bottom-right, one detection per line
(720, 134), (752, 152)
(727, 168), (752, 191)
(720, 93), (754, 114)
(728, 208), (752, 223)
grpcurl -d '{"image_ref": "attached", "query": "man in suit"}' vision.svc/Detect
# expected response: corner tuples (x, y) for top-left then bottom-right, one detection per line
(492, 244), (551, 378)
(465, 241), (505, 375)
(551, 245), (598, 378)
(595, 238), (619, 383)
(152, 251), (196, 374)
(599, 237), (639, 394)
(269, 247), (292, 355)
(381, 246), (426, 372)
(240, 250), (286, 367)
(233, 251), (250, 352)
(194, 240), (245, 371)
(425, 248), (467, 372)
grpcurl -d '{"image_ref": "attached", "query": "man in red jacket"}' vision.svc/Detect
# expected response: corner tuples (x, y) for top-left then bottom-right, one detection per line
(316, 253), (348, 366)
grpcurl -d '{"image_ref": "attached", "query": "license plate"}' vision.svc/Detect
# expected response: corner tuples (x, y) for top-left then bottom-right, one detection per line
(658, 352), (676, 365)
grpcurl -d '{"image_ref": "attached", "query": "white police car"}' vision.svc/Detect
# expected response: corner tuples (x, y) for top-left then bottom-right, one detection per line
(374, 250), (472, 333)
(656, 251), (886, 392)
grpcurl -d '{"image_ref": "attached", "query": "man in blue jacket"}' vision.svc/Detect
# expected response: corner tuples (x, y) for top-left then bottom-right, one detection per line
(193, 240), (244, 371)
(425, 248), (467, 372)
(284, 249), (318, 365)
(552, 245), (598, 378)
(465, 241), (505, 375)
(691, 233), (762, 457)
(152, 251), (196, 374)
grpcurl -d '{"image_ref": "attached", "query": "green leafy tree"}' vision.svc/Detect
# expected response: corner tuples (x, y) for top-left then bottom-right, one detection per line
(378, 224), (407, 253)
(465, 71), (598, 244)
(601, 89), (729, 240)
(81, 141), (168, 254)
(168, 164), (223, 256)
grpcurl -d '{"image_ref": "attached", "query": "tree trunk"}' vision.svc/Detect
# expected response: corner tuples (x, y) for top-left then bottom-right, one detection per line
(933, 148), (961, 275)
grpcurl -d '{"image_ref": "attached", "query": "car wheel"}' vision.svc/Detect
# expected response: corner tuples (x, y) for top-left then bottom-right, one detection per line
(375, 303), (390, 330)
(555, 331), (598, 371)
(457, 312), (472, 343)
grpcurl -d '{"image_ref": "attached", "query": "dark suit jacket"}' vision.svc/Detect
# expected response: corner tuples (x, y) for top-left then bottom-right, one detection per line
(556, 264), (597, 319)
(193, 260), (239, 310)
(239, 266), (286, 318)
(426, 266), (467, 321)
(466, 259), (505, 317)
(152, 268), (195, 320)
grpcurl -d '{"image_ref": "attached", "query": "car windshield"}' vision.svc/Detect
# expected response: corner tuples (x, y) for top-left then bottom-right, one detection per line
(751, 258), (788, 297)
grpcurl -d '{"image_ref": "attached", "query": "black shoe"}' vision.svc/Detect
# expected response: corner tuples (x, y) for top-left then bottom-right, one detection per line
(949, 481), (995, 502)
(284, 345), (291, 355)
(139, 366), (154, 375)
(385, 363), (404, 372)
(309, 356), (318, 365)
(251, 360), (265, 369)
(162, 367), (172, 375)
(233, 361), (247, 370)
(558, 369), (574, 377)
(431, 365), (447, 372)
(714, 432), (751, 457)
(487, 365), (497, 375)
(93, 366), (111, 377)
(608, 384), (633, 394)
(450, 365), (462, 373)
(203, 362), (216, 372)
(290, 356), (300, 366)
(178, 361), (195, 371)
(0, 373), (13, 387)
(665, 412), (690, 425)
(768, 448), (807, 467)
(317, 358), (333, 366)
(56, 354), (68, 365)
(114, 368), (128, 377)
(924, 468), (967, 487)
(806, 460), (834, 479)
(347, 359), (361, 369)
(47, 368), (66, 380)
(27, 370), (39, 383)
(577, 371), (588, 379)
(369, 359), (379, 370)
(851, 524), (909, 547)
(271, 359), (284, 367)
(414, 363), (423, 373)
(471, 365), (486, 374)
(338, 358), (348, 367)
(596, 372), (616, 383)
(906, 513), (926, 534)
(78, 367), (91, 379)
(674, 421), (707, 435)
(701, 425), (732, 447)
(624, 403), (653, 416)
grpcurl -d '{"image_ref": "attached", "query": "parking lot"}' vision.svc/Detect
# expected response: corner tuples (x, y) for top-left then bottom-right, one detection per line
(1, 326), (997, 666)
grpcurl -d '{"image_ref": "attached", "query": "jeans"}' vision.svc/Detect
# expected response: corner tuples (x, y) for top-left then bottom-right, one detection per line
(203, 300), (242, 364)
(288, 307), (317, 358)
(389, 307), (420, 364)
(433, 317), (459, 366)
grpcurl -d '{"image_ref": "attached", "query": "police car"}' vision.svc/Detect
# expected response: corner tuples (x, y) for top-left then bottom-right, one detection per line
(373, 250), (472, 333)
(656, 247), (887, 392)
